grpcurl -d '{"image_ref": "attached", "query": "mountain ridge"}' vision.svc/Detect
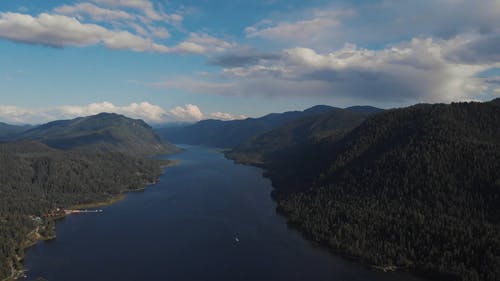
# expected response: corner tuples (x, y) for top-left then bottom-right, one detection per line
(15, 112), (180, 156)
(157, 105), (383, 148)
(229, 99), (500, 281)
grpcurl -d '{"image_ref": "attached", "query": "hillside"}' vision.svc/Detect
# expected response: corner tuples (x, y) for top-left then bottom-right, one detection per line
(0, 113), (180, 279)
(0, 122), (33, 140)
(235, 99), (500, 281)
(156, 105), (336, 148)
(16, 113), (180, 156)
(0, 140), (170, 279)
(227, 107), (375, 165)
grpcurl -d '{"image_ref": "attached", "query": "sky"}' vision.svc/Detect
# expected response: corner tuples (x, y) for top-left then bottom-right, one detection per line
(0, 0), (499, 124)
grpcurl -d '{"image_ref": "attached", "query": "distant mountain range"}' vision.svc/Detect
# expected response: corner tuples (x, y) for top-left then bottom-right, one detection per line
(156, 105), (382, 148)
(6, 113), (179, 156)
(227, 107), (377, 165)
(0, 122), (33, 140)
(2, 100), (499, 281)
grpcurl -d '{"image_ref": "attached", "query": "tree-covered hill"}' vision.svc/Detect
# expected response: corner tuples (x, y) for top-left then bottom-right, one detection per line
(16, 113), (180, 156)
(156, 105), (339, 148)
(227, 107), (376, 165)
(0, 113), (181, 280)
(0, 123), (33, 140)
(0, 140), (169, 280)
(230, 99), (500, 281)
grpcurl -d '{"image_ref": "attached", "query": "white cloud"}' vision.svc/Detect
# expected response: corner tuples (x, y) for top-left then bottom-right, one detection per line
(149, 26), (170, 39)
(0, 12), (168, 52)
(156, 35), (500, 104)
(0, 12), (234, 55)
(92, 0), (163, 21)
(245, 1), (500, 50)
(246, 8), (354, 42)
(56, 101), (167, 123)
(54, 3), (134, 21)
(209, 112), (246, 121)
(0, 102), (243, 124)
(168, 104), (204, 122)
(170, 33), (236, 54)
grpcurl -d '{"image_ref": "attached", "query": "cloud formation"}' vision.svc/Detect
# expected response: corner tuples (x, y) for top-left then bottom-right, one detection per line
(244, 1), (500, 48)
(54, 3), (134, 21)
(158, 36), (500, 104)
(0, 102), (245, 125)
(0, 0), (234, 55)
(0, 12), (169, 52)
(245, 8), (354, 43)
(208, 47), (281, 67)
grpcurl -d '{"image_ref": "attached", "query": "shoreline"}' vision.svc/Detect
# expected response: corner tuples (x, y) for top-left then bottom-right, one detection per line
(225, 153), (425, 280)
(7, 159), (181, 281)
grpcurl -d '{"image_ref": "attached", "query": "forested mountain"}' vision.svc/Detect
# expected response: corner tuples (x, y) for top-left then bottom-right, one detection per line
(229, 99), (500, 281)
(0, 140), (170, 279)
(16, 113), (179, 156)
(344, 105), (384, 114)
(156, 105), (337, 148)
(0, 113), (180, 280)
(0, 122), (33, 140)
(228, 107), (375, 165)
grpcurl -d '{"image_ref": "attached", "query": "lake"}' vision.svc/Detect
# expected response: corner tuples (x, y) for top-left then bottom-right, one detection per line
(24, 146), (423, 281)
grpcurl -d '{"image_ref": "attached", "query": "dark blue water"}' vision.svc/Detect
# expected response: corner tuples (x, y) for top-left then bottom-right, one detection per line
(24, 146), (423, 281)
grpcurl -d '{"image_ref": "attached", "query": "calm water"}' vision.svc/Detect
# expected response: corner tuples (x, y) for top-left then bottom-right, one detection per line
(24, 146), (423, 281)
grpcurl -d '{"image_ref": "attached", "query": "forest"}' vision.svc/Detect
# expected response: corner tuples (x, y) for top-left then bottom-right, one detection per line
(0, 113), (176, 280)
(230, 99), (500, 281)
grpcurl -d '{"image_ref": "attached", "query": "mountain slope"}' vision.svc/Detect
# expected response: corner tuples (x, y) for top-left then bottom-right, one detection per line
(0, 122), (33, 140)
(0, 140), (168, 279)
(156, 105), (337, 148)
(228, 107), (375, 165)
(17, 113), (179, 156)
(256, 100), (500, 281)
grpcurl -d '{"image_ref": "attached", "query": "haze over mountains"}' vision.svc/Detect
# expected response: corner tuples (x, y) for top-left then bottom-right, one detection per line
(156, 105), (382, 149)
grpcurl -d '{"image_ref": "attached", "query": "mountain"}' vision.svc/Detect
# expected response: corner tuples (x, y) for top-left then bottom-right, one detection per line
(344, 105), (385, 114)
(0, 122), (33, 140)
(156, 105), (342, 148)
(0, 140), (168, 279)
(230, 99), (500, 281)
(227, 107), (376, 165)
(16, 113), (180, 156)
(0, 113), (182, 279)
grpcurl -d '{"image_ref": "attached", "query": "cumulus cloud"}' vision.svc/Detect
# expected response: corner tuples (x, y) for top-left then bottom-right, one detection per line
(446, 35), (500, 64)
(157, 36), (500, 104)
(245, 1), (500, 49)
(0, 12), (169, 52)
(168, 104), (204, 122)
(0, 102), (244, 124)
(0, 11), (235, 54)
(209, 112), (246, 121)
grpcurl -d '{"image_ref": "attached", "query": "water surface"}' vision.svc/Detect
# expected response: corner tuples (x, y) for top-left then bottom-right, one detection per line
(24, 146), (423, 281)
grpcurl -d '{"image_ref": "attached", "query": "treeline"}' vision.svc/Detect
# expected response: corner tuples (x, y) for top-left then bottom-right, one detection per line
(230, 99), (500, 281)
(0, 141), (168, 279)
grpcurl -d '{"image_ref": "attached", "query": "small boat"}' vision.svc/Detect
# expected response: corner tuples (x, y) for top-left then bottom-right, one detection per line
(234, 237), (240, 242)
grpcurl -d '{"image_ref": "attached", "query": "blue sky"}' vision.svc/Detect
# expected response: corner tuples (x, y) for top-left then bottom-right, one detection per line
(0, 0), (499, 124)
